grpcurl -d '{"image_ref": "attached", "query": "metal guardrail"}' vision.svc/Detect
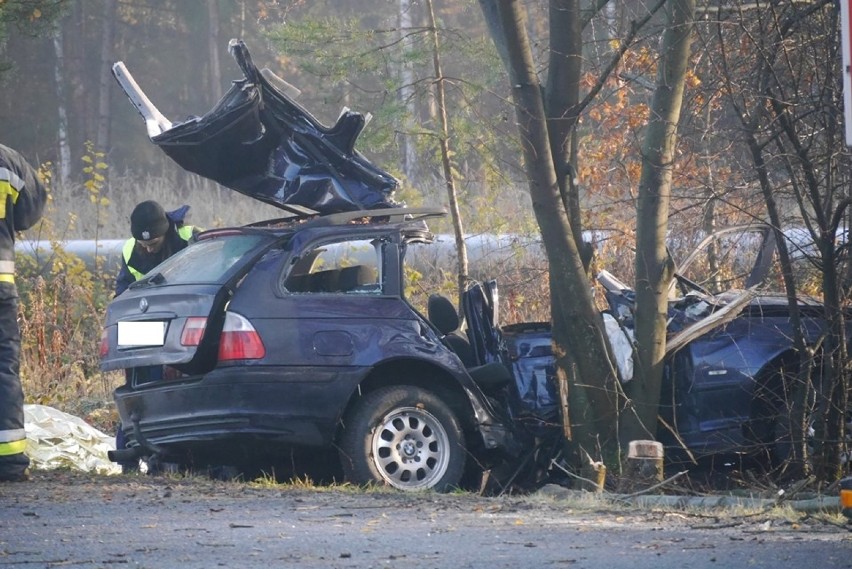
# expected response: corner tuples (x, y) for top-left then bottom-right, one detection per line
(15, 234), (549, 277)
(15, 239), (126, 274)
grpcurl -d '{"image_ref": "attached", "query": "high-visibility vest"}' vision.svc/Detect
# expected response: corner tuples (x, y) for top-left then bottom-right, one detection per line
(122, 225), (196, 282)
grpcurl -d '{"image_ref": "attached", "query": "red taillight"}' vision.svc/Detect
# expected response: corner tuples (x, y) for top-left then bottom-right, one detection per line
(99, 328), (109, 358)
(181, 317), (208, 346)
(218, 312), (265, 361)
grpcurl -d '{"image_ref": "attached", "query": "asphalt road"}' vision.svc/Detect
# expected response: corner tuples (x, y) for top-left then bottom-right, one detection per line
(0, 471), (849, 569)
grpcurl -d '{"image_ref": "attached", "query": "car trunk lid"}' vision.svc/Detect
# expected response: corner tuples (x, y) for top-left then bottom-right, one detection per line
(112, 39), (398, 217)
(100, 231), (278, 373)
(100, 284), (230, 372)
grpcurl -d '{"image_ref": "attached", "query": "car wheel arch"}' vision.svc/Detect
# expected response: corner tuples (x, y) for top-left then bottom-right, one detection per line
(748, 351), (798, 414)
(746, 350), (816, 450)
(749, 347), (823, 410)
(335, 358), (477, 439)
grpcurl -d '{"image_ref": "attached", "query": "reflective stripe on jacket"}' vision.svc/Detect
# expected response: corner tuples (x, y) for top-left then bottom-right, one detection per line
(0, 167), (23, 219)
(0, 167), (23, 283)
(0, 259), (13, 283)
(0, 428), (26, 456)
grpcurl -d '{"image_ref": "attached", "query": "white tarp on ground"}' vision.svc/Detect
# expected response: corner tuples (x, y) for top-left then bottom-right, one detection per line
(24, 404), (120, 475)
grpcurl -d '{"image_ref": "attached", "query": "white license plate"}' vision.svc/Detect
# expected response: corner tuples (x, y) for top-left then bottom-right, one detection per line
(117, 321), (166, 347)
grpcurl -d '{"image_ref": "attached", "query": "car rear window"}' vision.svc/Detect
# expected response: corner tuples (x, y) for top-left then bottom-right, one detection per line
(150, 234), (269, 285)
(281, 238), (382, 295)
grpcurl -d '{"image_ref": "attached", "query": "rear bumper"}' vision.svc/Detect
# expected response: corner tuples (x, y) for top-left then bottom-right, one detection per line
(114, 364), (364, 454)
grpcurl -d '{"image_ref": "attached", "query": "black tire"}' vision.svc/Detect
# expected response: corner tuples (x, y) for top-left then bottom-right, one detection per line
(749, 366), (814, 474)
(768, 403), (817, 478)
(142, 455), (184, 476)
(770, 411), (795, 467)
(338, 385), (466, 492)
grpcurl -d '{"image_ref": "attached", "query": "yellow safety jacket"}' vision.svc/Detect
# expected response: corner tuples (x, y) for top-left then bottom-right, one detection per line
(122, 224), (196, 281)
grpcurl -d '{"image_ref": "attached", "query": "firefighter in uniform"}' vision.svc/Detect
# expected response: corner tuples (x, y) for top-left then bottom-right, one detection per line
(115, 200), (199, 296)
(0, 144), (47, 482)
(114, 200), (199, 470)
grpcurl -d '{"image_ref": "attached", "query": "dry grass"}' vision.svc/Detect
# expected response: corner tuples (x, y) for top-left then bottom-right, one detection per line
(15, 268), (122, 432)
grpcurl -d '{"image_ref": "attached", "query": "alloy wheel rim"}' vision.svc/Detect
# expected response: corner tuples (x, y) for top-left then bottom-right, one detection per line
(370, 406), (450, 490)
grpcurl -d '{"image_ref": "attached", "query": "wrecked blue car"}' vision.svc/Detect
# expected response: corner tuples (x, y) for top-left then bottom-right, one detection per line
(104, 40), (521, 491)
(101, 205), (522, 491)
(102, 40), (841, 492)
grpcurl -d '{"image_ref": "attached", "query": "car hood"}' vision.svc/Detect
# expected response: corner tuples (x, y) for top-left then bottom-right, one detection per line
(112, 39), (398, 217)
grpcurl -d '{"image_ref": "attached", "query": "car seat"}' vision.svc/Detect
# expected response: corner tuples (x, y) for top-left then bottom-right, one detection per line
(427, 294), (513, 394)
(427, 294), (476, 367)
(339, 265), (377, 292)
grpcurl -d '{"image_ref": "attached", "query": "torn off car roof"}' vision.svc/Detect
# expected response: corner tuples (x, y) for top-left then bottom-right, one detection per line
(112, 39), (399, 217)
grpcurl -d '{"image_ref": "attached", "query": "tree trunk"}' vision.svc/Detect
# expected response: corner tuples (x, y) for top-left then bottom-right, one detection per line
(398, 0), (419, 184)
(53, 27), (71, 187)
(207, 0), (222, 104)
(96, 0), (116, 164)
(425, 0), (468, 302)
(480, 0), (619, 460)
(750, 134), (814, 478)
(545, 0), (584, 256)
(813, 235), (849, 481)
(624, 0), (694, 444)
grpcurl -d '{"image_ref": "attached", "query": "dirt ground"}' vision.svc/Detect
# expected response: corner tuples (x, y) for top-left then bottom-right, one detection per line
(1, 469), (849, 569)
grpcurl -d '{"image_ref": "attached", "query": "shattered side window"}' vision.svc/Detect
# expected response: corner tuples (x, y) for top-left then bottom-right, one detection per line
(281, 238), (381, 295)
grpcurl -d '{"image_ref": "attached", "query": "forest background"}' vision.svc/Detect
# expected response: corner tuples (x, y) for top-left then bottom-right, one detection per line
(3, 0), (560, 429)
(1, 0), (849, 479)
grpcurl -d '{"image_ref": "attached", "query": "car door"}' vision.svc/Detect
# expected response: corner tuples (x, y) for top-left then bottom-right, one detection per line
(225, 228), (432, 373)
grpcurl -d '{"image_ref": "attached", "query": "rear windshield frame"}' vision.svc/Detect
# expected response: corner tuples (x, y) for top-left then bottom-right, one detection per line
(139, 233), (275, 286)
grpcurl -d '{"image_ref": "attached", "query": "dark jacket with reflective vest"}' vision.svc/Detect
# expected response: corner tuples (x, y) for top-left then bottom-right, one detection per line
(114, 205), (198, 296)
(0, 143), (47, 473)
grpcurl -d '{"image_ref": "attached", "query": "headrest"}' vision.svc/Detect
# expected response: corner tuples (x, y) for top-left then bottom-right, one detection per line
(428, 294), (459, 335)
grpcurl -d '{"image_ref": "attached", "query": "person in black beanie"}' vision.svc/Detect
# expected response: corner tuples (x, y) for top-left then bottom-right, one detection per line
(113, 200), (200, 472)
(114, 200), (200, 296)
